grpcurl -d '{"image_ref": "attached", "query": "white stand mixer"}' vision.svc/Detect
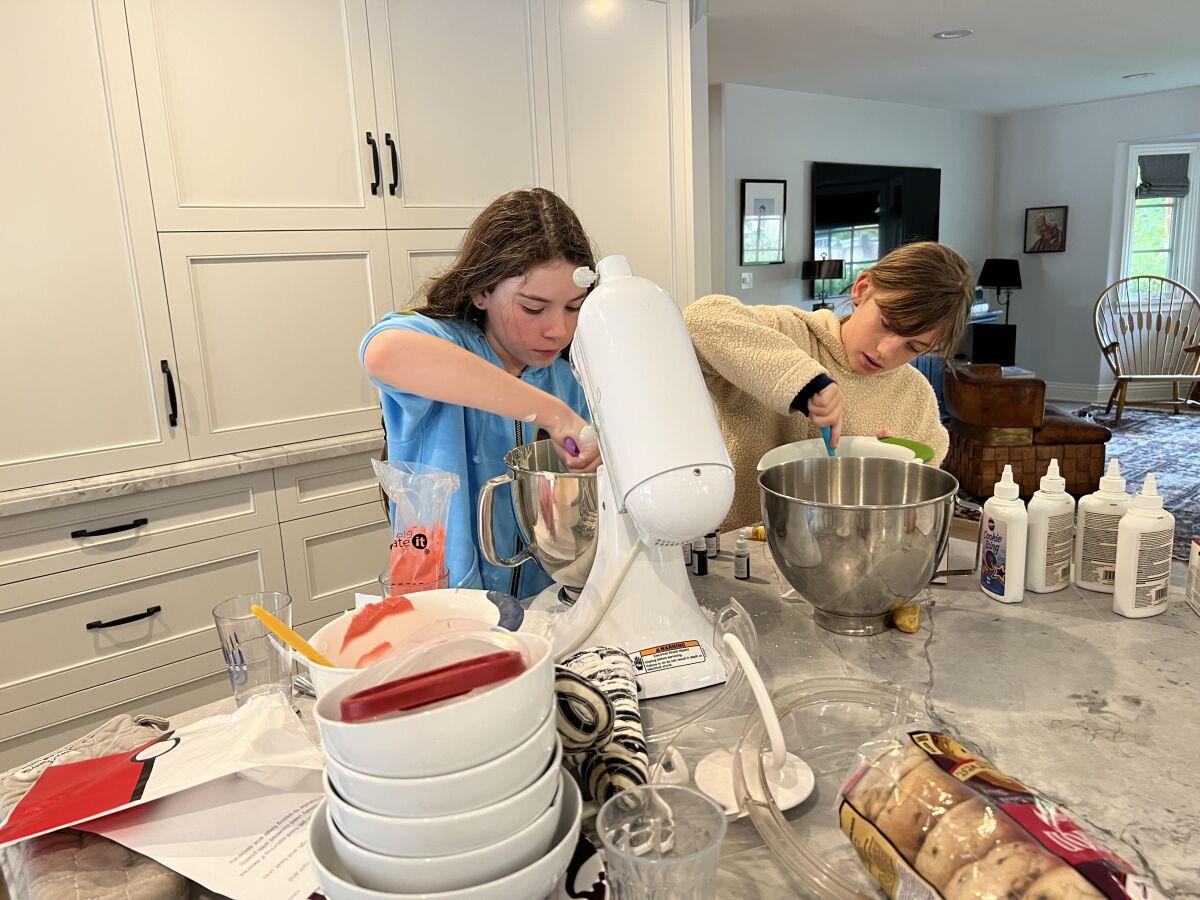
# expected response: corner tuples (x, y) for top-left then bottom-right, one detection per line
(530, 256), (736, 699)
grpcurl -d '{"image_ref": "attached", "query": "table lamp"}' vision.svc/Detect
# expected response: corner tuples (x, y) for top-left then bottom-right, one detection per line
(801, 256), (845, 310)
(977, 259), (1022, 324)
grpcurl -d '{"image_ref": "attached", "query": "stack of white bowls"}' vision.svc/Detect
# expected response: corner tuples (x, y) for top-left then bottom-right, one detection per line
(309, 632), (583, 900)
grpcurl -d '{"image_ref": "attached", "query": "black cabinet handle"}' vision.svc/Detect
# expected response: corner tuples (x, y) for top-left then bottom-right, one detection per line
(385, 133), (399, 195)
(366, 132), (381, 195)
(160, 360), (178, 427)
(72, 517), (148, 539)
(86, 605), (161, 631)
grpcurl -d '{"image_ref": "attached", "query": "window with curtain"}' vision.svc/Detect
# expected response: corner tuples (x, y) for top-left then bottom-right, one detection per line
(1121, 145), (1198, 288)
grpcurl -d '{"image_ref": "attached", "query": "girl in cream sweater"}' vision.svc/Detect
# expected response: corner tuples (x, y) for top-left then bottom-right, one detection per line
(685, 242), (974, 530)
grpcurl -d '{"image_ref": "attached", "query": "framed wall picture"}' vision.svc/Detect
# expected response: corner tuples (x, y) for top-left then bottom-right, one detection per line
(1024, 205), (1068, 253)
(740, 179), (787, 265)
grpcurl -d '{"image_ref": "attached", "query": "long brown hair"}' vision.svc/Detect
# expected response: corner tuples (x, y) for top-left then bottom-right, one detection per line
(862, 241), (974, 354)
(417, 188), (597, 330)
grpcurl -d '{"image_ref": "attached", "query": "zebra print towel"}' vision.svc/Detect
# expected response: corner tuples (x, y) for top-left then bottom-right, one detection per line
(558, 646), (648, 802)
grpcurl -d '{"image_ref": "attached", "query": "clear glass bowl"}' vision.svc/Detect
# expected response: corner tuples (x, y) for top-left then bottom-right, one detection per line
(732, 678), (925, 899)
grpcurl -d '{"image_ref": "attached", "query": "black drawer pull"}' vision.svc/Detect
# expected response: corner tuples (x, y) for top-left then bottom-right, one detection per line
(385, 133), (399, 195)
(86, 605), (161, 630)
(366, 132), (381, 195)
(71, 517), (148, 539)
(161, 360), (178, 427)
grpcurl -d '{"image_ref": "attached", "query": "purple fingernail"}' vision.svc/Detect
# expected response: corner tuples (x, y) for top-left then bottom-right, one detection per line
(565, 437), (580, 457)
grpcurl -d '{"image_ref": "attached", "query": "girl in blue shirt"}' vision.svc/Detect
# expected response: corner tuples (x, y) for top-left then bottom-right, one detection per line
(361, 188), (600, 598)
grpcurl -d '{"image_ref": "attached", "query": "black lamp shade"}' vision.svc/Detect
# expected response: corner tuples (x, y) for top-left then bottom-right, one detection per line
(802, 259), (844, 280)
(977, 258), (1022, 290)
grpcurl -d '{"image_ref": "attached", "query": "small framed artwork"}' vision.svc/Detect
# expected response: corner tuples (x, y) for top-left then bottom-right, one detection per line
(740, 179), (787, 265)
(1024, 205), (1068, 253)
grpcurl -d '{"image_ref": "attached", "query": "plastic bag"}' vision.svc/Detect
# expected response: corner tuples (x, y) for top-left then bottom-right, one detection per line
(838, 727), (1164, 899)
(372, 459), (458, 591)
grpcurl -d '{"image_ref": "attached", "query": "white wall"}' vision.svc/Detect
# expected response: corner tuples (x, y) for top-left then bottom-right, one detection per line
(995, 86), (1200, 398)
(709, 83), (998, 306)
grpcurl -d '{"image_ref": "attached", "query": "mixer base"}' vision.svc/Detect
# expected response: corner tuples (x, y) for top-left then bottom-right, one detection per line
(812, 609), (891, 636)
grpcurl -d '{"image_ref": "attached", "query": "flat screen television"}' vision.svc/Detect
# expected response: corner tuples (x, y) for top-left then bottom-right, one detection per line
(810, 162), (940, 297)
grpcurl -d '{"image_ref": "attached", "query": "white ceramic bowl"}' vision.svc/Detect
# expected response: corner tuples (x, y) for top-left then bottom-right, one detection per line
(315, 632), (554, 778)
(756, 435), (918, 472)
(329, 771), (566, 894)
(325, 738), (563, 856)
(308, 775), (582, 900)
(323, 703), (558, 818)
(296, 590), (504, 696)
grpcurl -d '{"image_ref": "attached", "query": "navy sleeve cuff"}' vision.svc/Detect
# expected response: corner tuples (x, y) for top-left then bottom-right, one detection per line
(790, 374), (835, 416)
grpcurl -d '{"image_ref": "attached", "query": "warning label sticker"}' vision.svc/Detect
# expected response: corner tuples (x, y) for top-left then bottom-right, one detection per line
(630, 640), (706, 675)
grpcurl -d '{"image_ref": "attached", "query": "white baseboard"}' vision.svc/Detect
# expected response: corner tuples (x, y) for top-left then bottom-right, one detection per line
(1044, 382), (1180, 406)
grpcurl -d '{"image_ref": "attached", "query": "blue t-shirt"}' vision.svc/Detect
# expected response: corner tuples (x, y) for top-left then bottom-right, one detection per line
(360, 312), (589, 599)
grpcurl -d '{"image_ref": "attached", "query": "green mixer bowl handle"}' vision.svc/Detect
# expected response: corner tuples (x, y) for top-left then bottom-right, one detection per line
(878, 436), (935, 463)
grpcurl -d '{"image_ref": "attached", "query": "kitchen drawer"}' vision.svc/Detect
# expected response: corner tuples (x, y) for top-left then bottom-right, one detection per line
(274, 451), (383, 522)
(0, 525), (286, 714)
(0, 471), (278, 585)
(281, 503), (390, 624)
(0, 610), (340, 773)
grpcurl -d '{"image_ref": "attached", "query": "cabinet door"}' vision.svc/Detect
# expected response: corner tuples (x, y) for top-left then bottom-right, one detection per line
(546, 0), (694, 302)
(367, 0), (554, 228)
(0, 0), (188, 492)
(388, 230), (466, 311)
(280, 503), (391, 624)
(159, 232), (394, 457)
(125, 0), (384, 231)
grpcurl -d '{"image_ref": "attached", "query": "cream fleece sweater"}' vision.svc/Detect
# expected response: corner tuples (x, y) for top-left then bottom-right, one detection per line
(685, 294), (948, 531)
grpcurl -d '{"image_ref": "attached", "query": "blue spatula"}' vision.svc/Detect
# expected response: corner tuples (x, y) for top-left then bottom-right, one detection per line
(820, 425), (836, 457)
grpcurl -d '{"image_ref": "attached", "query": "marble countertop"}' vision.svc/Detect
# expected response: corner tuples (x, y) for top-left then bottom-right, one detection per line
(0, 431), (384, 518)
(6, 525), (1194, 899)
(684, 527), (1199, 899)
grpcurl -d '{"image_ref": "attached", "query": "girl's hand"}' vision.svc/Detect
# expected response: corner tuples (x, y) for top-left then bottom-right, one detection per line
(807, 383), (845, 448)
(536, 399), (601, 472)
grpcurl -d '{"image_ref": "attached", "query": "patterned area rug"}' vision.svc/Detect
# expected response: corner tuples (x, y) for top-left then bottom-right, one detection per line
(1073, 405), (1200, 558)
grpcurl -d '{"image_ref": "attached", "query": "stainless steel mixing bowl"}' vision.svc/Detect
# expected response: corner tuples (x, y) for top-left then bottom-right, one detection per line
(478, 440), (598, 595)
(759, 457), (978, 635)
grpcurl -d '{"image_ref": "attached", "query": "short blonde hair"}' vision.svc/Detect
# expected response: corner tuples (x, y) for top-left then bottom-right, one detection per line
(865, 242), (974, 354)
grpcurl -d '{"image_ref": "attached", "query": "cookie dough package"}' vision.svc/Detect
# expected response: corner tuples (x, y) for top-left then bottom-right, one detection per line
(838, 729), (1165, 899)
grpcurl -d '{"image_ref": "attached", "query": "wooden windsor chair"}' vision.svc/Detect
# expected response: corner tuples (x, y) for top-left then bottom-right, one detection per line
(1093, 275), (1200, 423)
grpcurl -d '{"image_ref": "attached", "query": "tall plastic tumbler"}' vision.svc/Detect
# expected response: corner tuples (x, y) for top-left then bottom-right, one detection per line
(212, 592), (294, 706)
(597, 784), (727, 900)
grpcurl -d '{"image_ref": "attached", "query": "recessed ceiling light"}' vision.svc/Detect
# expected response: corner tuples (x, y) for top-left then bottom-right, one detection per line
(1122, 72), (1155, 80)
(932, 28), (974, 39)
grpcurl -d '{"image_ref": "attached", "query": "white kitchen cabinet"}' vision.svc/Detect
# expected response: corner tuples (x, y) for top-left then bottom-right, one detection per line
(280, 503), (391, 624)
(546, 0), (694, 302)
(387, 229), (467, 310)
(125, 0), (385, 232)
(158, 231), (394, 457)
(366, 0), (554, 228)
(0, 471), (278, 586)
(0, 0), (187, 492)
(0, 525), (286, 716)
(274, 452), (382, 522)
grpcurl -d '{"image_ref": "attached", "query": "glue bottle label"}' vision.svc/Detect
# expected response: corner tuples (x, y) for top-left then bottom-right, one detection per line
(981, 516), (1009, 596)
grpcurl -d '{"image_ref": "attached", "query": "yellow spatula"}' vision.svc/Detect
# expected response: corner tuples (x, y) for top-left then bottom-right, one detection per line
(250, 603), (336, 668)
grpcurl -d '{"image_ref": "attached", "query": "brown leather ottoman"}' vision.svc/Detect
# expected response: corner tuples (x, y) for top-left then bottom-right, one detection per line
(942, 365), (1112, 497)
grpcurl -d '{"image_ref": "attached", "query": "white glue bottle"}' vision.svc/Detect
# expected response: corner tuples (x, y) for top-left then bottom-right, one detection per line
(980, 464), (1028, 604)
(1073, 458), (1132, 593)
(1113, 473), (1175, 618)
(1025, 459), (1076, 594)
